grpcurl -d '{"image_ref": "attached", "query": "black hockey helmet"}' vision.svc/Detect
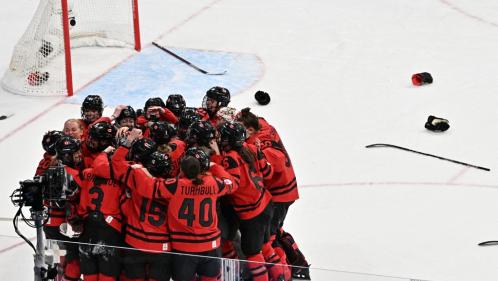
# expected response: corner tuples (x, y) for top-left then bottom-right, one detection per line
(184, 147), (210, 172)
(178, 108), (201, 139)
(81, 95), (104, 115)
(178, 108), (200, 129)
(165, 94), (186, 117)
(149, 121), (176, 145)
(136, 108), (144, 117)
(116, 106), (136, 124)
(127, 138), (157, 163)
(205, 86), (231, 107)
(186, 120), (216, 147)
(42, 130), (64, 156)
(144, 151), (172, 178)
(218, 121), (246, 151)
(144, 97), (166, 112)
(55, 136), (81, 167)
(87, 121), (116, 152)
(89, 121), (116, 141)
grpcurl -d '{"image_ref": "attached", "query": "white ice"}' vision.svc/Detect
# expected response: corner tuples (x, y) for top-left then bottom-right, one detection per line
(1, 0), (498, 280)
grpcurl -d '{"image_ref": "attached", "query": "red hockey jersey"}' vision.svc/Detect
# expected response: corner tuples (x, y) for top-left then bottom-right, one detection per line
(110, 147), (170, 252)
(253, 118), (299, 202)
(35, 153), (55, 176)
(78, 153), (123, 232)
(214, 143), (273, 220)
(156, 164), (237, 252)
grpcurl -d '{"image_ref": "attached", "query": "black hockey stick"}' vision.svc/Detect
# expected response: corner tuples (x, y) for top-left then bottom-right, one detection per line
(152, 42), (227, 75)
(366, 143), (490, 171)
(478, 241), (498, 246)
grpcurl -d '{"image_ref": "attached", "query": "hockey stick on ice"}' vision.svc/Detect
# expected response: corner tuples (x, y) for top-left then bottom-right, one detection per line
(152, 42), (227, 75)
(478, 241), (498, 246)
(366, 143), (490, 171)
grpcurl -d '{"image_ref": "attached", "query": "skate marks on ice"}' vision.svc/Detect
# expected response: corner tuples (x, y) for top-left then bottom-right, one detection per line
(438, 0), (498, 28)
(66, 46), (264, 109)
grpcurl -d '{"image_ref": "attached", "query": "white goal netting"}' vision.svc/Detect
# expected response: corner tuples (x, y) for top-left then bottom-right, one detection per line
(2, 0), (140, 97)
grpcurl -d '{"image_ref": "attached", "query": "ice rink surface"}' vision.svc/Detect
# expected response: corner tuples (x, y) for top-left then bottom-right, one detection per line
(1, 0), (498, 280)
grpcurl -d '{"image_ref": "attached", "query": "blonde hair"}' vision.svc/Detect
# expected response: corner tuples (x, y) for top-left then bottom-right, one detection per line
(63, 118), (84, 131)
(157, 144), (173, 154)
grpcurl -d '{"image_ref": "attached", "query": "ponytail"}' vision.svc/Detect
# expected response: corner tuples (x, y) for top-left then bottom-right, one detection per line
(238, 146), (256, 172)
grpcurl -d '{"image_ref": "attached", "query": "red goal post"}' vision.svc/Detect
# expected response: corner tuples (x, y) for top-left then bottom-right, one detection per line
(2, 0), (141, 97)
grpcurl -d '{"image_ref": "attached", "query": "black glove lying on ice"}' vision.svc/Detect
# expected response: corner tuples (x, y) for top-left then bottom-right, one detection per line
(425, 115), (450, 132)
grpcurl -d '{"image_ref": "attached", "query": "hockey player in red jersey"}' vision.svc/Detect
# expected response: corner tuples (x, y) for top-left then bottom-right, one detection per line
(80, 95), (110, 140)
(38, 133), (82, 281)
(81, 95), (105, 128)
(198, 86), (231, 127)
(76, 149), (124, 281)
(101, 136), (172, 281)
(111, 131), (237, 281)
(185, 120), (216, 149)
(81, 121), (116, 168)
(136, 97), (178, 132)
(37, 131), (64, 245)
(114, 105), (137, 130)
(79, 95), (128, 140)
(237, 108), (310, 280)
(165, 94), (187, 118)
(159, 148), (237, 281)
(63, 119), (84, 140)
(213, 121), (290, 281)
(52, 136), (83, 281)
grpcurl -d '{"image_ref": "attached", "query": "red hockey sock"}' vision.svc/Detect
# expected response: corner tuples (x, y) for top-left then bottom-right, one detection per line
(273, 246), (287, 263)
(262, 242), (291, 281)
(246, 254), (269, 281)
(221, 239), (238, 259)
(63, 259), (81, 280)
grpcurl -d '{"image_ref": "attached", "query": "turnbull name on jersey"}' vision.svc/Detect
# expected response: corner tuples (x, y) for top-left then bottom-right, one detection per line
(180, 185), (216, 196)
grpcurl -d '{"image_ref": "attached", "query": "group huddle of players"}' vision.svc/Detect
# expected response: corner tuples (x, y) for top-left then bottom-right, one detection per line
(36, 86), (310, 281)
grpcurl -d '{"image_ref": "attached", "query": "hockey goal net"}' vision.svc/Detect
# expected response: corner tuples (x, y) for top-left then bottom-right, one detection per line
(2, 0), (141, 97)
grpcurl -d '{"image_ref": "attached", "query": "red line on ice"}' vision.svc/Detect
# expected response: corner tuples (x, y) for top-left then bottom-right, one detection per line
(0, 98), (66, 144)
(0, 236), (35, 254)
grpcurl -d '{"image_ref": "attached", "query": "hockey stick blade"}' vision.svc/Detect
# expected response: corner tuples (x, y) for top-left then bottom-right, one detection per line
(152, 42), (227, 75)
(478, 241), (498, 246)
(0, 113), (14, 121)
(366, 143), (490, 171)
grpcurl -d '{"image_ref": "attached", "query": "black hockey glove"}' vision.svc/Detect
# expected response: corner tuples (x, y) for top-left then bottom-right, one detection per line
(425, 115), (450, 132)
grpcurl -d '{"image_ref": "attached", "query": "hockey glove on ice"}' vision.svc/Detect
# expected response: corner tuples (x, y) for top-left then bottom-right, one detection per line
(425, 115), (450, 132)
